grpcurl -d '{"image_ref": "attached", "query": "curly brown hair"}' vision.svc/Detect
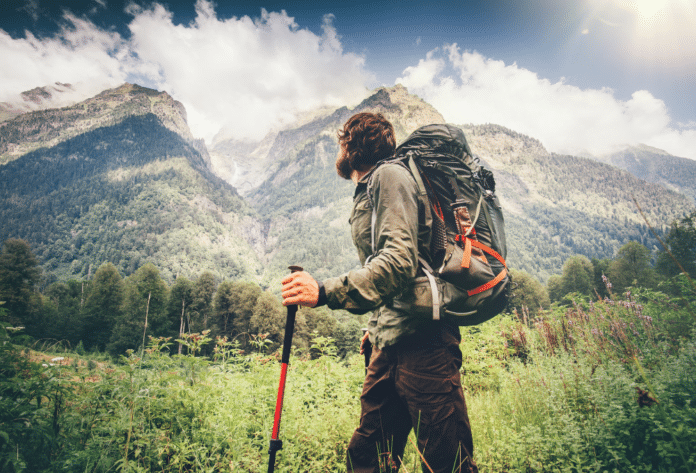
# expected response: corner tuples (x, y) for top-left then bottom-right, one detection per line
(336, 112), (396, 179)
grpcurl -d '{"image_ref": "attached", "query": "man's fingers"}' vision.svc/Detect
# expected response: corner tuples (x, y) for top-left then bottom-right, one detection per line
(281, 273), (302, 296)
(282, 295), (301, 306)
(281, 273), (298, 285)
(281, 286), (303, 300)
(280, 271), (319, 307)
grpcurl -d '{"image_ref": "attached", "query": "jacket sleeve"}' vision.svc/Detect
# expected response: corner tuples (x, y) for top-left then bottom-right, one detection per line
(322, 164), (420, 311)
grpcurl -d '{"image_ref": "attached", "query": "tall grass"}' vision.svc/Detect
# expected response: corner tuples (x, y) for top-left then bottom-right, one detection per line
(467, 282), (696, 473)
(1, 280), (694, 472)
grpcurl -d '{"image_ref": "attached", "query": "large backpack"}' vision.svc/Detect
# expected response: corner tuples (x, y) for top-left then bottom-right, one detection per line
(369, 124), (510, 326)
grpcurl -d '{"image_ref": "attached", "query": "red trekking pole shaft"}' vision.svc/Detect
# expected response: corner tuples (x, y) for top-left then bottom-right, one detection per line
(268, 265), (302, 473)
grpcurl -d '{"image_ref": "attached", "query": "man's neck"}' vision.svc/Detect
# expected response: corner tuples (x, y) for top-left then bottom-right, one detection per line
(351, 167), (372, 185)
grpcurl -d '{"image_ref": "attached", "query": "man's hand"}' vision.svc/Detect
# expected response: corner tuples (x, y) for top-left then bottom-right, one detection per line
(281, 271), (319, 307)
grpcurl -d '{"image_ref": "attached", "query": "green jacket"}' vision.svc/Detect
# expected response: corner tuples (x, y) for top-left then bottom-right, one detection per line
(322, 162), (434, 349)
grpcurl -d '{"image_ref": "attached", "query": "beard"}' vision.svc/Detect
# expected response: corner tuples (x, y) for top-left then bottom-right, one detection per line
(335, 148), (353, 180)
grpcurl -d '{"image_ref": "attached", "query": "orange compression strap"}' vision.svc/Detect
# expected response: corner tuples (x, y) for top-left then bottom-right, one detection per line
(461, 237), (472, 268)
(468, 268), (508, 296)
(453, 238), (508, 297)
(469, 239), (506, 266)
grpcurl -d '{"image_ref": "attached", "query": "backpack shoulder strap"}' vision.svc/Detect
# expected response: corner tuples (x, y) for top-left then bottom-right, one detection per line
(406, 153), (428, 200)
(366, 155), (430, 256)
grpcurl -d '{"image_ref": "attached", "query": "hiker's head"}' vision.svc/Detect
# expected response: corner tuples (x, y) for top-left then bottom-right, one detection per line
(336, 112), (396, 180)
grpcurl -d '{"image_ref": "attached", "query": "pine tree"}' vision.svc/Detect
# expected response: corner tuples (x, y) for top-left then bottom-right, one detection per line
(108, 263), (168, 355)
(0, 239), (42, 335)
(168, 276), (194, 354)
(82, 263), (124, 351)
(657, 211), (696, 279)
(190, 272), (216, 332)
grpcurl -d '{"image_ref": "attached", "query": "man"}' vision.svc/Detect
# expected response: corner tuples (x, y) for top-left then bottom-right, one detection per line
(281, 112), (478, 473)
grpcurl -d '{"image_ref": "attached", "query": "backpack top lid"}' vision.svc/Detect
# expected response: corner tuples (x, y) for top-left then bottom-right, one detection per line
(395, 124), (473, 163)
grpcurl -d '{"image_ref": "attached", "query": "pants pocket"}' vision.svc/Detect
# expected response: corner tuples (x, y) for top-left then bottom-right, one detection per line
(396, 369), (460, 425)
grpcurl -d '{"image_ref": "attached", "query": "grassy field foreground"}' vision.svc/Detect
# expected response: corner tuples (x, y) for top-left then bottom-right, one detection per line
(1, 283), (695, 472)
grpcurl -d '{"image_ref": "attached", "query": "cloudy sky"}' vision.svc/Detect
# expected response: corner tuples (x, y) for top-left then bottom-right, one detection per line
(1, 0), (695, 159)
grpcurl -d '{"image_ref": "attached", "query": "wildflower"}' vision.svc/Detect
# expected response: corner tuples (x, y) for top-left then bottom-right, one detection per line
(51, 357), (64, 362)
(42, 363), (48, 367)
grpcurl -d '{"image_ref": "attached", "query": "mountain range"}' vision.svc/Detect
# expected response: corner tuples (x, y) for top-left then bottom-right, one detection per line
(1, 83), (694, 286)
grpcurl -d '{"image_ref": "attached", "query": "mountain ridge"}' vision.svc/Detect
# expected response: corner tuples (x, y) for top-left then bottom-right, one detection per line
(1, 83), (694, 285)
(0, 83), (199, 166)
(596, 144), (696, 203)
(1, 85), (264, 283)
(210, 84), (444, 195)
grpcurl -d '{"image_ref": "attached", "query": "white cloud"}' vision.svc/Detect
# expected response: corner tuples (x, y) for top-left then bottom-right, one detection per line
(0, 0), (371, 143)
(0, 14), (130, 106)
(396, 44), (696, 160)
(127, 2), (370, 142)
(398, 50), (443, 90)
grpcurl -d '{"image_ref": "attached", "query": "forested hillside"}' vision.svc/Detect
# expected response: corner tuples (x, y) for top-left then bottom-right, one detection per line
(0, 85), (264, 283)
(234, 88), (695, 284)
(597, 144), (696, 203)
(1, 82), (695, 286)
(463, 125), (694, 281)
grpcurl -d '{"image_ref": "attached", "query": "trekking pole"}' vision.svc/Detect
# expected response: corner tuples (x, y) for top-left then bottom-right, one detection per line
(361, 328), (372, 374)
(268, 265), (302, 473)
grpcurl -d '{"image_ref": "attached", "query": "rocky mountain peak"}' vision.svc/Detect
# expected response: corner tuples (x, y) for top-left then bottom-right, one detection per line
(0, 82), (76, 123)
(353, 84), (445, 142)
(0, 83), (195, 165)
(20, 82), (74, 104)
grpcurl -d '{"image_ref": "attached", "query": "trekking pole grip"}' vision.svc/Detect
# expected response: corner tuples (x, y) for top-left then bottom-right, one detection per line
(281, 265), (302, 364)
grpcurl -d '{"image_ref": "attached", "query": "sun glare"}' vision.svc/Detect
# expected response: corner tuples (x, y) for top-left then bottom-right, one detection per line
(621, 0), (671, 18)
(593, 0), (696, 66)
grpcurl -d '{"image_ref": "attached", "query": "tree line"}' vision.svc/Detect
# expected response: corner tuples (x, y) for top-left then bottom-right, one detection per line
(1, 210), (694, 358)
(0, 238), (362, 358)
(491, 210), (696, 315)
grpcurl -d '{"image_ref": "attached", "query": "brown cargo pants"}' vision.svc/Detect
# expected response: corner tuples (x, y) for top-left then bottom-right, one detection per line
(346, 332), (478, 473)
